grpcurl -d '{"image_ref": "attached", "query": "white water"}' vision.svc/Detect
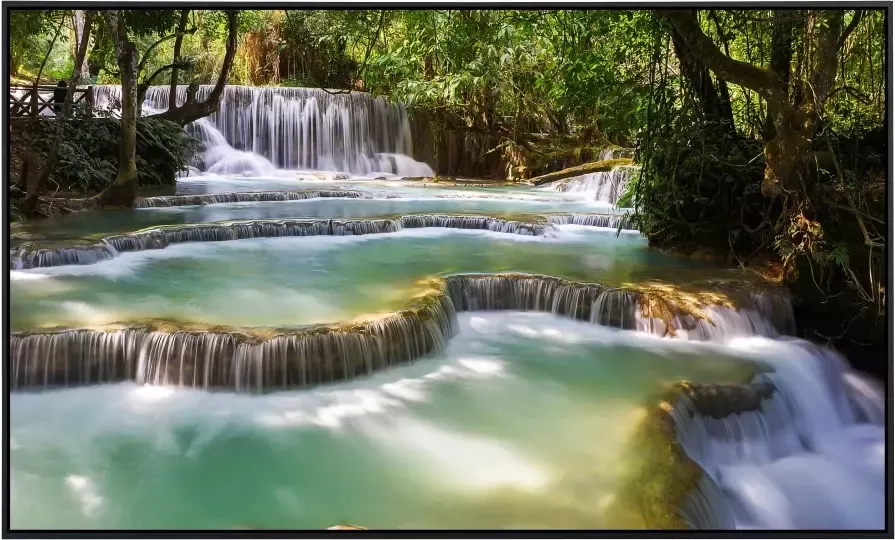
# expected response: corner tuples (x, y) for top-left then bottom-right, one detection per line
(3, 312), (796, 529)
(93, 85), (434, 178)
(674, 337), (885, 530)
(541, 166), (637, 205)
(12, 84), (885, 530)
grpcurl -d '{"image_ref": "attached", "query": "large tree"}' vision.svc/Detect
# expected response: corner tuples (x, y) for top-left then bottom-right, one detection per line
(19, 10), (96, 217)
(93, 9), (139, 206)
(95, 9), (238, 206)
(660, 9), (851, 198)
(151, 10), (238, 126)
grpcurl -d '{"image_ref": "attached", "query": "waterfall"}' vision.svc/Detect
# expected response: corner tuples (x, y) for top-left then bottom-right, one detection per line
(666, 339), (885, 529)
(10, 273), (796, 392)
(546, 213), (635, 230)
(10, 214), (636, 269)
(445, 274), (794, 339)
(544, 166), (637, 205)
(92, 85), (434, 177)
(398, 215), (543, 235)
(11, 292), (456, 392)
(134, 189), (367, 208)
(634, 293), (796, 341)
(446, 273), (609, 320)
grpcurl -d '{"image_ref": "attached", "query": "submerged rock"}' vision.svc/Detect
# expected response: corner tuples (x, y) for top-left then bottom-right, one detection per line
(674, 379), (775, 419)
(608, 401), (703, 529)
(609, 375), (769, 529)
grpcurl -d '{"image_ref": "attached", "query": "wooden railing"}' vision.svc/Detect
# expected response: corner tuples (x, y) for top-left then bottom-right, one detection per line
(9, 85), (94, 118)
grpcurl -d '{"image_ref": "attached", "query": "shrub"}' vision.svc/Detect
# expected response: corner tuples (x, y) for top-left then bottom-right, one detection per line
(11, 116), (200, 194)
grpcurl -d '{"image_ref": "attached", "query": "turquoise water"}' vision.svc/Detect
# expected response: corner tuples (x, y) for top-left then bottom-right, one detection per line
(10, 313), (756, 529)
(10, 226), (724, 332)
(9, 174), (884, 531)
(173, 175), (587, 198)
(14, 197), (623, 242)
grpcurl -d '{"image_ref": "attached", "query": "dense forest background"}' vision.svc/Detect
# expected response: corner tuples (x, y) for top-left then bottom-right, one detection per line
(8, 8), (888, 374)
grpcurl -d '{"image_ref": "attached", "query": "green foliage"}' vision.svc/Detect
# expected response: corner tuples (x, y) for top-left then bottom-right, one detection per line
(9, 9), (75, 82)
(344, 10), (655, 143)
(134, 118), (202, 185)
(16, 118), (199, 193)
(123, 10), (183, 37)
(633, 117), (768, 256)
(634, 8), (885, 256)
(56, 138), (119, 191)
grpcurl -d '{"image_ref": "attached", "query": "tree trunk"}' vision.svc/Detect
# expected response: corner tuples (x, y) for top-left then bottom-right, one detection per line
(153, 10), (238, 126)
(529, 158), (634, 186)
(661, 9), (844, 199)
(73, 10), (90, 83)
(670, 25), (735, 132)
(96, 10), (139, 207)
(20, 11), (95, 217)
(168, 9), (190, 111)
(763, 10), (795, 141)
(20, 151), (39, 193)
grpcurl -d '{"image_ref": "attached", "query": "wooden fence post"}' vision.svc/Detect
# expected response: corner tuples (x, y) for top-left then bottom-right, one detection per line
(85, 86), (94, 117)
(29, 88), (38, 117)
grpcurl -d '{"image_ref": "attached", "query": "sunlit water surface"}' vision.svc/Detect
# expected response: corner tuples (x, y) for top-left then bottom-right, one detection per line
(10, 313), (759, 529)
(9, 173), (885, 531)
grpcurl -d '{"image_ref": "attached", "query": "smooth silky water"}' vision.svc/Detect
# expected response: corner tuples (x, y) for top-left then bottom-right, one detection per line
(12, 185), (620, 242)
(10, 84), (885, 531)
(11, 226), (710, 331)
(11, 312), (764, 529)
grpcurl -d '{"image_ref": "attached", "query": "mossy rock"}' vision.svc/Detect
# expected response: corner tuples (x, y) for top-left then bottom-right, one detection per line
(609, 372), (768, 529)
(609, 404), (702, 529)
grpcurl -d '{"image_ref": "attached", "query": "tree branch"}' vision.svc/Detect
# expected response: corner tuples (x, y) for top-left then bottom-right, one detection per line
(169, 9), (190, 111)
(204, 10), (238, 105)
(136, 25), (197, 76)
(150, 10), (238, 125)
(838, 9), (864, 51)
(35, 12), (68, 88)
(138, 61), (193, 104)
(847, 194), (885, 248)
(807, 10), (844, 111)
(358, 10), (385, 80)
(143, 61), (192, 87)
(660, 9), (789, 111)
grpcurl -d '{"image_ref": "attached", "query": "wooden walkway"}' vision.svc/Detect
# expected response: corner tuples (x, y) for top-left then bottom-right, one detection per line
(9, 85), (95, 118)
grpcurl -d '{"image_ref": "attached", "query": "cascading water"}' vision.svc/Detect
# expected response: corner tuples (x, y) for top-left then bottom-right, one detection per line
(10, 273), (796, 391)
(8, 153), (883, 530)
(9, 214), (638, 269)
(544, 166), (637, 205)
(10, 292), (457, 392)
(92, 85), (435, 177)
(189, 117), (279, 176)
(672, 339), (885, 529)
(546, 213), (635, 230)
(134, 190), (368, 208)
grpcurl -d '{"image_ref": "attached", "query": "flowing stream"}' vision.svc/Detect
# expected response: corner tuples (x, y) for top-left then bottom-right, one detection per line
(9, 86), (885, 530)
